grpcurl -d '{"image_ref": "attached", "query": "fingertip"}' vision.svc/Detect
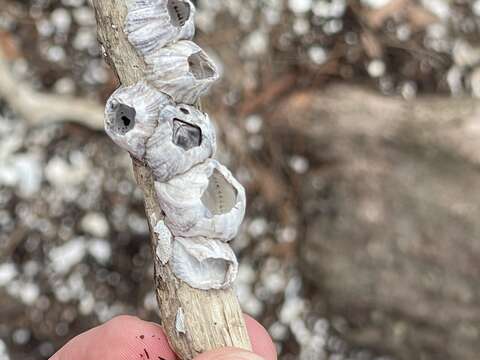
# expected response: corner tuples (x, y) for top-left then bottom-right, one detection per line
(102, 315), (176, 360)
(52, 314), (277, 360)
(244, 315), (277, 360)
(52, 315), (176, 360)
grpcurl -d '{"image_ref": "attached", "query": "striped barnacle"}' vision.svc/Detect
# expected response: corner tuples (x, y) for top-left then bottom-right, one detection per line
(171, 236), (238, 290)
(105, 81), (172, 159)
(125, 0), (195, 56)
(145, 40), (219, 104)
(146, 104), (216, 182)
(154, 159), (246, 241)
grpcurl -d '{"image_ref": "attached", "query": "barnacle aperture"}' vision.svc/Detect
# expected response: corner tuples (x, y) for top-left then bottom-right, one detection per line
(104, 81), (172, 160)
(146, 104), (216, 182)
(155, 160), (245, 241)
(167, 0), (191, 27)
(125, 0), (195, 56)
(188, 51), (216, 80)
(201, 170), (237, 215)
(145, 41), (219, 104)
(171, 236), (238, 290)
(111, 103), (136, 135)
(173, 118), (202, 150)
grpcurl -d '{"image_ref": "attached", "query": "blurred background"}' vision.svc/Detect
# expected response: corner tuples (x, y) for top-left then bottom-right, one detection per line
(1, 0), (480, 359)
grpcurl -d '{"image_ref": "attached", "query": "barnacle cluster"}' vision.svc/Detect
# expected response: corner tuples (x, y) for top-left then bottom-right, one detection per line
(104, 0), (242, 290)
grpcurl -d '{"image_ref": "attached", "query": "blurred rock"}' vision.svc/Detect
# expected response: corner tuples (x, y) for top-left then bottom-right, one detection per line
(282, 85), (480, 360)
(80, 212), (109, 238)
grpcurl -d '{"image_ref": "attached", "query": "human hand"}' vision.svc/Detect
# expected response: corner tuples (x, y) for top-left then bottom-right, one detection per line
(50, 315), (276, 360)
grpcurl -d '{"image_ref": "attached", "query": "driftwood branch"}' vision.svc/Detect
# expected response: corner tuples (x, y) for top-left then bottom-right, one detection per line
(0, 48), (104, 129)
(92, 1), (251, 359)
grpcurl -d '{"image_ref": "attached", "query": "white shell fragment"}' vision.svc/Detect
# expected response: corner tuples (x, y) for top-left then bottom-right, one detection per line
(171, 236), (238, 290)
(125, 0), (195, 56)
(175, 307), (186, 334)
(105, 81), (172, 159)
(146, 104), (216, 182)
(155, 159), (246, 241)
(145, 40), (220, 104)
(154, 220), (173, 265)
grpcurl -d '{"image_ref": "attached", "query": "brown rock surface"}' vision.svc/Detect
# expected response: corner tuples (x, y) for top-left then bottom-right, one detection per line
(291, 84), (480, 360)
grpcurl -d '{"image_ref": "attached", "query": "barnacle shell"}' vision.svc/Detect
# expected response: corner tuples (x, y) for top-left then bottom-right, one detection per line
(145, 40), (220, 104)
(146, 104), (216, 182)
(155, 159), (246, 241)
(171, 236), (238, 290)
(125, 0), (195, 56)
(105, 81), (172, 159)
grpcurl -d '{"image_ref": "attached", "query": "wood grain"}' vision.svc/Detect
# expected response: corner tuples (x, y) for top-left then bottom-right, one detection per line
(92, 1), (251, 358)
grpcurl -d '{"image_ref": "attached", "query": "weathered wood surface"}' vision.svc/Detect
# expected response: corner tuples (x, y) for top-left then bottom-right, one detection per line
(92, 1), (251, 359)
(273, 84), (480, 360)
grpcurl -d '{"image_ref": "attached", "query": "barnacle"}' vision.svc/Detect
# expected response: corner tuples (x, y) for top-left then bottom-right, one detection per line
(171, 236), (238, 290)
(154, 159), (246, 241)
(125, 0), (195, 56)
(122, 0), (244, 291)
(145, 40), (219, 104)
(105, 81), (172, 159)
(146, 104), (216, 182)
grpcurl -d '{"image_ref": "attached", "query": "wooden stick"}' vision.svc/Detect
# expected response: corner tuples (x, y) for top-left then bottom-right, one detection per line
(92, 1), (251, 359)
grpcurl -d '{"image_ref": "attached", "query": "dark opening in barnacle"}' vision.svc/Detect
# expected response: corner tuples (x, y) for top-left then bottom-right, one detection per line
(111, 103), (136, 135)
(188, 51), (216, 80)
(172, 118), (202, 150)
(167, 0), (191, 27)
(201, 170), (237, 215)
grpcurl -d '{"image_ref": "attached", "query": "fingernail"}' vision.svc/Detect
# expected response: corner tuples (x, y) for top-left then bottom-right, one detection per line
(195, 348), (265, 360)
(214, 353), (263, 360)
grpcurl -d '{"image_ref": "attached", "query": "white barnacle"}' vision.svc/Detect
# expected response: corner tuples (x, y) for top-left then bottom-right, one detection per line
(125, 0), (195, 56)
(105, 81), (172, 159)
(146, 104), (216, 182)
(155, 159), (246, 241)
(154, 220), (172, 265)
(145, 40), (220, 104)
(171, 236), (238, 290)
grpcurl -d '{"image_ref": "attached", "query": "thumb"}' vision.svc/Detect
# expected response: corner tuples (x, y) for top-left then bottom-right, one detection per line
(194, 347), (265, 360)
